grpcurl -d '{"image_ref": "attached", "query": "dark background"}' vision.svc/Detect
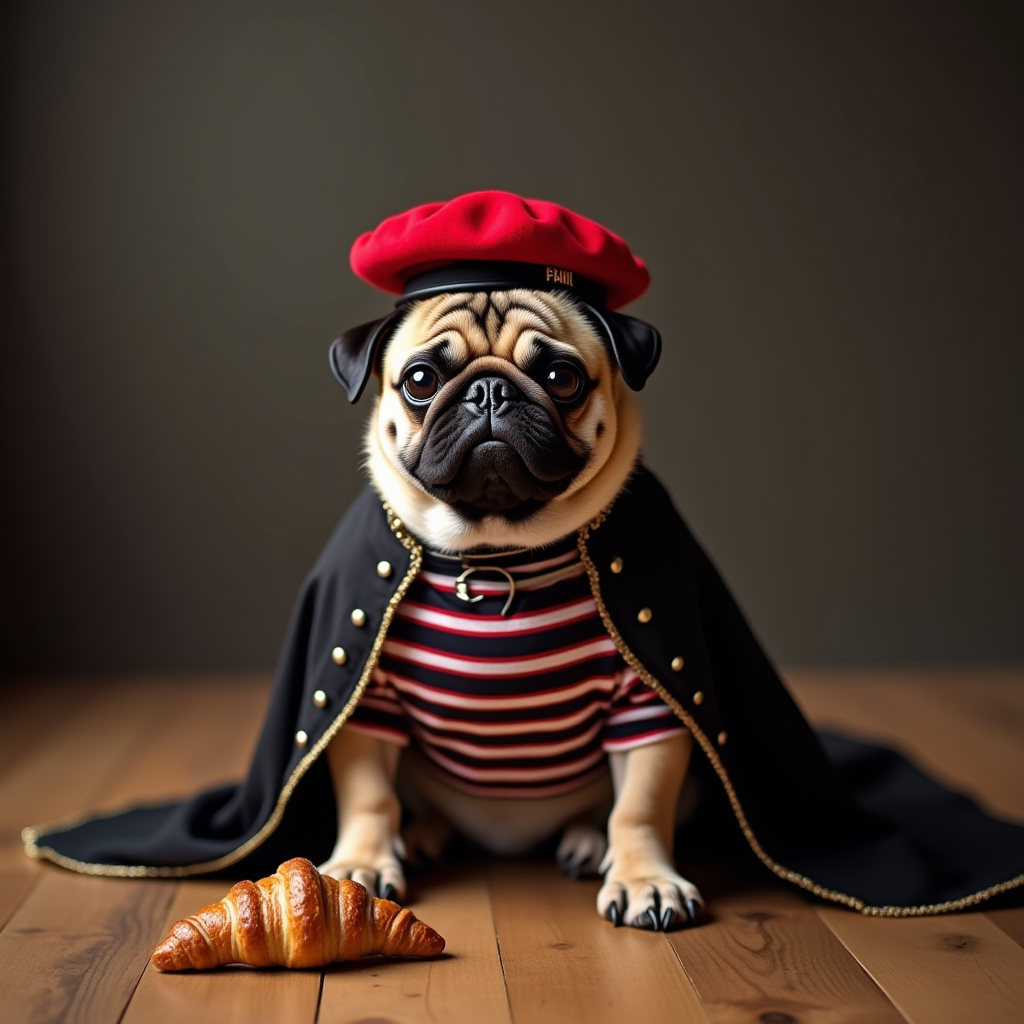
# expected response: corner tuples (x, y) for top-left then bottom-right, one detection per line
(2, 0), (1022, 677)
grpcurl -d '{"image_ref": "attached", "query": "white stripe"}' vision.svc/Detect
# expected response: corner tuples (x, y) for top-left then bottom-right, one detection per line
(623, 688), (660, 704)
(383, 636), (617, 677)
(612, 667), (639, 692)
(396, 597), (597, 634)
(606, 704), (677, 726)
(386, 671), (617, 710)
(415, 719), (604, 760)
(603, 727), (686, 752)
(419, 561), (585, 594)
(424, 746), (606, 783)
(358, 695), (404, 715)
(400, 699), (608, 736)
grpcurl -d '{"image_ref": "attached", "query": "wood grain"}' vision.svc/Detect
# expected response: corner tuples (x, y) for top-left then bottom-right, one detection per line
(3, 674), (267, 873)
(123, 880), (322, 1024)
(0, 867), (39, 931)
(988, 907), (1024, 950)
(927, 673), (1024, 743)
(787, 672), (1024, 821)
(90, 674), (270, 811)
(0, 674), (273, 1021)
(0, 681), (169, 868)
(0, 681), (81, 782)
(489, 860), (708, 1024)
(668, 887), (902, 1024)
(819, 908), (1024, 1024)
(319, 866), (510, 1024)
(0, 871), (175, 1024)
(1, 670), (1021, 1024)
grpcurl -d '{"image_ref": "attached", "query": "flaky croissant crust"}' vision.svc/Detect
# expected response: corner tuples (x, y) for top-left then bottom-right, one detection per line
(151, 857), (445, 970)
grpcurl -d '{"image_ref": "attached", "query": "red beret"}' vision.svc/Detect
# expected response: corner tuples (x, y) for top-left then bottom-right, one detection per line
(350, 191), (650, 310)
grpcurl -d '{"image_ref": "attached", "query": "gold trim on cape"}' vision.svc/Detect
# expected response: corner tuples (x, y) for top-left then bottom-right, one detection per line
(575, 506), (1024, 917)
(22, 500), (1024, 913)
(22, 503), (423, 878)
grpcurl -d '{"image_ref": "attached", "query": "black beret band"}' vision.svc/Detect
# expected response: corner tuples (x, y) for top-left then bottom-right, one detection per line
(399, 261), (609, 310)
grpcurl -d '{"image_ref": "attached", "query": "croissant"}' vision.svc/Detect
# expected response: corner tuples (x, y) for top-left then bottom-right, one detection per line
(151, 857), (445, 970)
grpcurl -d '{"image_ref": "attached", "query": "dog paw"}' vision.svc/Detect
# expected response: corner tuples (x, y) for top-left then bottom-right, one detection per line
(596, 867), (703, 931)
(318, 853), (406, 902)
(556, 823), (607, 879)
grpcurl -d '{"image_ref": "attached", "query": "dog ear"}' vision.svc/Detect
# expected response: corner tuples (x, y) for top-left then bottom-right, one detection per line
(328, 310), (404, 403)
(583, 306), (662, 391)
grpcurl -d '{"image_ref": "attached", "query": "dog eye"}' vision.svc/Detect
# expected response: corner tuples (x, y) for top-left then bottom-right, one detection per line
(402, 366), (440, 403)
(544, 363), (584, 403)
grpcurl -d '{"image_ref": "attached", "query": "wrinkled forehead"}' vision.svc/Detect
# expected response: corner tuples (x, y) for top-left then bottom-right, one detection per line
(383, 289), (608, 373)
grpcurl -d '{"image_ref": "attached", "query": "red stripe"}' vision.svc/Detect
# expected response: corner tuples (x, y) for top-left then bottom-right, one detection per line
(602, 726), (687, 752)
(382, 635), (618, 677)
(398, 699), (610, 736)
(383, 669), (617, 709)
(394, 597), (599, 637)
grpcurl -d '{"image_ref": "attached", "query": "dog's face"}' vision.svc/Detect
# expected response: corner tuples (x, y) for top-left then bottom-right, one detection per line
(365, 290), (642, 552)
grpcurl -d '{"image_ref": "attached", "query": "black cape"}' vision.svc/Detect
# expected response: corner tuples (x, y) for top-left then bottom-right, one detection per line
(24, 467), (1024, 914)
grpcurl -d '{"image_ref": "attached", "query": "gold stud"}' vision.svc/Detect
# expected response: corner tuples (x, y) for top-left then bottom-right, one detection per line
(295, 730), (309, 748)
(331, 646), (347, 666)
(351, 609), (367, 627)
(717, 731), (728, 746)
(313, 690), (327, 708)
(610, 557), (623, 574)
(693, 691), (704, 706)
(377, 560), (392, 578)
(392, 518), (402, 530)
(671, 656), (684, 672)
(637, 607), (653, 624)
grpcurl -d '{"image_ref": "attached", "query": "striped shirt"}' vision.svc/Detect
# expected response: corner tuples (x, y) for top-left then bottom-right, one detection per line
(347, 535), (686, 797)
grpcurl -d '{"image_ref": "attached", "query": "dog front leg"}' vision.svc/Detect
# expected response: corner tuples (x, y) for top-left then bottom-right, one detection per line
(318, 727), (406, 900)
(596, 732), (704, 930)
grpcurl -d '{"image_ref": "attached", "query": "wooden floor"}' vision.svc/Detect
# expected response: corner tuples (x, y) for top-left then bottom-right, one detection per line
(1, 669), (1023, 1024)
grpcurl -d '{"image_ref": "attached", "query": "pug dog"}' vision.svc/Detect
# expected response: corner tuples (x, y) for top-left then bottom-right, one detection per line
(317, 288), (703, 930)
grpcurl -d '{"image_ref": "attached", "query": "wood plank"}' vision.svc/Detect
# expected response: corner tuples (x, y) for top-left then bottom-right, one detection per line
(0, 681), (171, 870)
(0, 675), (276, 1022)
(0, 871), (176, 1024)
(927, 674), (1024, 745)
(122, 880), (322, 1024)
(0, 681), (82, 781)
(318, 865), (510, 1024)
(0, 867), (40, 930)
(490, 861), (708, 1024)
(819, 907), (1024, 1024)
(90, 673), (270, 811)
(6, 674), (268, 870)
(786, 671), (1024, 821)
(667, 887), (903, 1024)
(988, 907), (1024, 949)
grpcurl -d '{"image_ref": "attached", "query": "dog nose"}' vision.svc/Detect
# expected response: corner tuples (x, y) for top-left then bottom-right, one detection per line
(464, 376), (521, 412)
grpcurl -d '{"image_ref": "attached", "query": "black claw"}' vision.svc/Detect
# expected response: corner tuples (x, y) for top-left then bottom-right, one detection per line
(606, 901), (622, 927)
(685, 898), (701, 923)
(661, 907), (678, 931)
(381, 883), (397, 901)
(644, 907), (660, 931)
